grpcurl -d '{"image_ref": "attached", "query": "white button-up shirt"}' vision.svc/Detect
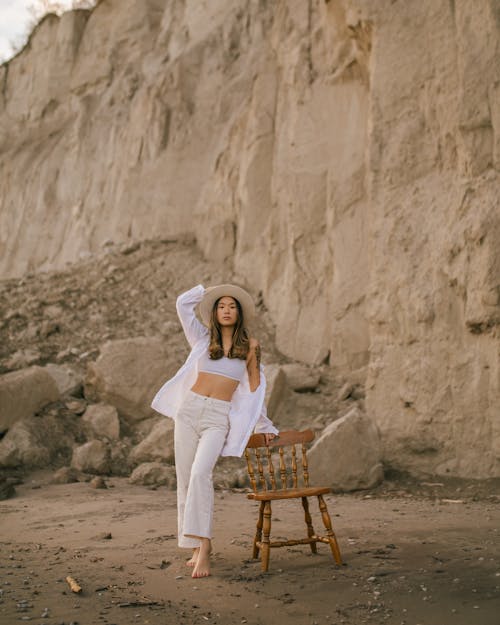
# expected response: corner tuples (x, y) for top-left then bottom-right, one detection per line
(151, 284), (279, 457)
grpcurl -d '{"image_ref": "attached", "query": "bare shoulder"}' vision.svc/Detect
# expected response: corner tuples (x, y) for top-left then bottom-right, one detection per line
(247, 337), (261, 365)
(249, 337), (260, 350)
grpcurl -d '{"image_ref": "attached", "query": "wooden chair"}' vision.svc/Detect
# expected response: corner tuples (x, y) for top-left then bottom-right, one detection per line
(244, 429), (343, 572)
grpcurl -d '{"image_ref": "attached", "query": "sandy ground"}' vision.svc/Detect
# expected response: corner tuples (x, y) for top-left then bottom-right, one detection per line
(1, 476), (499, 625)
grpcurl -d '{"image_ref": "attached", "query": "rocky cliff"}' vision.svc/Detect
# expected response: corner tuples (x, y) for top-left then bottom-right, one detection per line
(0, 0), (499, 478)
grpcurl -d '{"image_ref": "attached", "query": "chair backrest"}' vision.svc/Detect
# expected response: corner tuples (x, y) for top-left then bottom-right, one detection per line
(244, 430), (315, 493)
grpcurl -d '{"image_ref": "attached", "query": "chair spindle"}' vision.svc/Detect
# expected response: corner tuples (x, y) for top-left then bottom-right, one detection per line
(244, 449), (257, 493)
(291, 445), (298, 488)
(302, 443), (310, 487)
(266, 447), (277, 490)
(278, 447), (287, 489)
(255, 448), (267, 490)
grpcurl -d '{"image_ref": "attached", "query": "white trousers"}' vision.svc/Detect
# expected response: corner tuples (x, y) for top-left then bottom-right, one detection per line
(174, 390), (231, 548)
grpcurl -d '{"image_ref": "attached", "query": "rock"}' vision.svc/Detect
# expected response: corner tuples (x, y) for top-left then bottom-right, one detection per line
(131, 416), (163, 443)
(43, 304), (64, 319)
(82, 403), (120, 440)
(20, 322), (38, 342)
(39, 319), (61, 338)
(109, 440), (132, 476)
(44, 364), (83, 397)
(0, 367), (59, 431)
(95, 531), (112, 539)
(308, 406), (384, 491)
(51, 466), (80, 484)
(225, 466), (249, 489)
(264, 364), (287, 418)
(351, 385), (365, 400)
(55, 347), (73, 362)
(4, 349), (41, 369)
(129, 419), (174, 465)
(338, 382), (365, 401)
(65, 399), (87, 415)
(89, 476), (107, 489)
(84, 337), (175, 423)
(129, 462), (176, 487)
(281, 363), (321, 392)
(311, 413), (328, 431)
(71, 440), (110, 475)
(338, 383), (355, 401)
(0, 415), (77, 469)
(0, 477), (16, 500)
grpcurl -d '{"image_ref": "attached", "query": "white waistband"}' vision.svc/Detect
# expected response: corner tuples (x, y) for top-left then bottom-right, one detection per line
(186, 389), (232, 407)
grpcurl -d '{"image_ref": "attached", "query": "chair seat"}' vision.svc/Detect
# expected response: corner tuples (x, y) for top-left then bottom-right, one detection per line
(247, 486), (331, 501)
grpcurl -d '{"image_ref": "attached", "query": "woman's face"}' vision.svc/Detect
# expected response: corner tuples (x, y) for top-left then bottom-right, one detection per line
(216, 296), (239, 327)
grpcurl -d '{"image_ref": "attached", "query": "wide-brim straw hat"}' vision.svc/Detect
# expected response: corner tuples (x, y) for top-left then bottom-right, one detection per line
(198, 284), (255, 327)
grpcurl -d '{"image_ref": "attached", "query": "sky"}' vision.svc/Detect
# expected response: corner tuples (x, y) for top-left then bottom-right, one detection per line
(0, 0), (77, 62)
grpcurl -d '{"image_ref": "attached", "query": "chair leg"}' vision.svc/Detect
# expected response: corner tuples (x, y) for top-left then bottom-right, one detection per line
(301, 496), (317, 554)
(317, 494), (342, 565)
(261, 501), (272, 572)
(253, 501), (265, 559)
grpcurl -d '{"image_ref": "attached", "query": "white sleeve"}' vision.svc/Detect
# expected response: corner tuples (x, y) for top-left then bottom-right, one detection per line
(254, 404), (280, 435)
(176, 284), (209, 348)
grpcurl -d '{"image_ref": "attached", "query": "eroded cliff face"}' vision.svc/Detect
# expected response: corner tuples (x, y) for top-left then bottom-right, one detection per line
(0, 0), (499, 478)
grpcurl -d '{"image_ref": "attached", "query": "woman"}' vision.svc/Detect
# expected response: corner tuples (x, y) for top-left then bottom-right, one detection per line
(151, 284), (279, 579)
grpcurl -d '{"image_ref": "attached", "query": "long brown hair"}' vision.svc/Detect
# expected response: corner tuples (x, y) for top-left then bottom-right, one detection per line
(208, 296), (249, 360)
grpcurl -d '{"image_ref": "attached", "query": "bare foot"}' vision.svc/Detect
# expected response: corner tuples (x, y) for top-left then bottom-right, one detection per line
(192, 538), (211, 578)
(186, 548), (199, 567)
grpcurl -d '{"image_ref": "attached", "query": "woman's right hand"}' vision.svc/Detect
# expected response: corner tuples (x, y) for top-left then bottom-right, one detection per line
(264, 433), (277, 445)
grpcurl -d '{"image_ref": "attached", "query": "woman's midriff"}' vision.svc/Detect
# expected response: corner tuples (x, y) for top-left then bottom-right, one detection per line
(190, 371), (240, 402)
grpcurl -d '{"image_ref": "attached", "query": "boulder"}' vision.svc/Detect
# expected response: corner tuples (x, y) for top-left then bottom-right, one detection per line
(0, 367), (60, 432)
(84, 337), (176, 422)
(129, 419), (174, 465)
(71, 440), (110, 475)
(52, 466), (81, 484)
(83, 403), (120, 440)
(89, 476), (107, 489)
(44, 363), (83, 397)
(264, 364), (287, 417)
(109, 440), (132, 476)
(308, 406), (384, 491)
(129, 462), (176, 487)
(0, 477), (16, 500)
(0, 415), (76, 468)
(282, 363), (321, 392)
(131, 415), (163, 443)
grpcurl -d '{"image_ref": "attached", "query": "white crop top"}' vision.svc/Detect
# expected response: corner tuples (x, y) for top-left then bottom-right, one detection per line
(198, 351), (247, 382)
